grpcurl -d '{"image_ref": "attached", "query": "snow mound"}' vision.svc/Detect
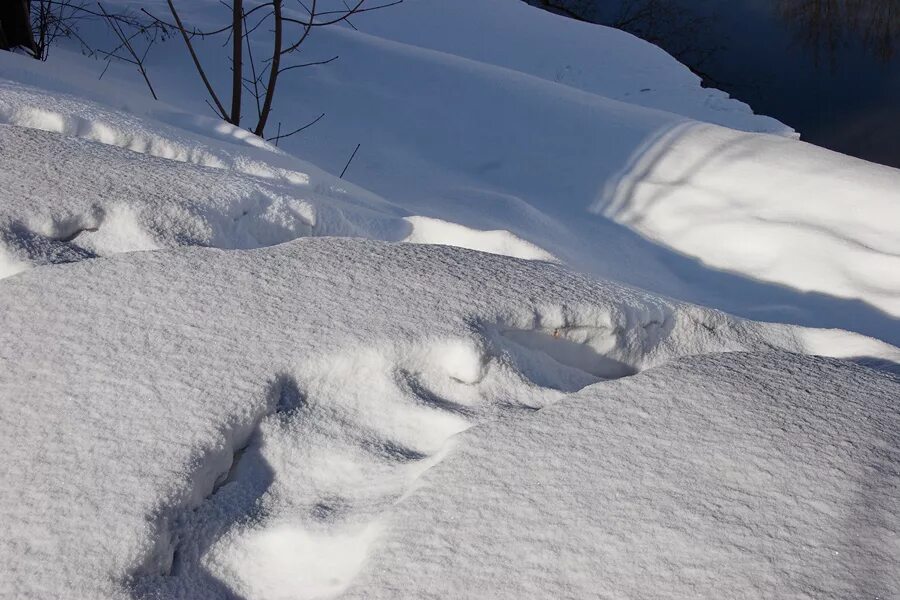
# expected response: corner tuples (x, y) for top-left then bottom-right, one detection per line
(2, 238), (892, 599)
(357, 351), (900, 599)
(599, 122), (900, 318)
(0, 77), (308, 183)
(0, 123), (410, 277)
(2, 2), (899, 342)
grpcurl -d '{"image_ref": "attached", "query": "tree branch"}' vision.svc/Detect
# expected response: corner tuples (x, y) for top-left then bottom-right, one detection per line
(254, 0), (283, 135)
(166, 0), (228, 121)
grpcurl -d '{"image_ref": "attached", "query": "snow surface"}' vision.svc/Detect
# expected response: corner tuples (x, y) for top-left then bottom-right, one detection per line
(1, 0), (899, 342)
(356, 352), (900, 599)
(1, 0), (899, 598)
(2, 238), (895, 600)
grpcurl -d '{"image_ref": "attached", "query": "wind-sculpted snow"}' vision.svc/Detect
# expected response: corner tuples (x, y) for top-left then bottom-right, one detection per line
(354, 352), (900, 599)
(2, 238), (893, 600)
(0, 123), (407, 277)
(1, 1), (899, 597)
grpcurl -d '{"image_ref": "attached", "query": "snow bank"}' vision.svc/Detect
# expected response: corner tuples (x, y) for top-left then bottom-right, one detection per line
(2, 238), (892, 599)
(599, 122), (900, 318)
(2, 0), (898, 342)
(355, 351), (900, 599)
(1, 1), (899, 597)
(0, 123), (406, 277)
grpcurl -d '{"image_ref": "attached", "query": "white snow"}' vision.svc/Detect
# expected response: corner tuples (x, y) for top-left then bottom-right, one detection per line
(0, 0), (899, 598)
(402, 216), (557, 261)
(2, 239), (894, 600)
(0, 122), (408, 277)
(2, 0), (898, 342)
(600, 122), (900, 318)
(353, 351), (900, 599)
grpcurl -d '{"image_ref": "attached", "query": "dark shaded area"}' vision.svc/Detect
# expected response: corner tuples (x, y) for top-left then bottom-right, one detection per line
(525, 0), (900, 168)
(527, 0), (724, 81)
(0, 0), (36, 53)
(130, 374), (307, 600)
(779, 0), (900, 65)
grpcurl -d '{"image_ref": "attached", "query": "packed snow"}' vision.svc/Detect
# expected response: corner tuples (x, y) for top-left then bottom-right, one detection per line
(0, 0), (899, 598)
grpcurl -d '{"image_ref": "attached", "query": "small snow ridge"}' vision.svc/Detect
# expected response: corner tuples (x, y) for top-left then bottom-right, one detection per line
(402, 216), (556, 261)
(0, 82), (312, 185)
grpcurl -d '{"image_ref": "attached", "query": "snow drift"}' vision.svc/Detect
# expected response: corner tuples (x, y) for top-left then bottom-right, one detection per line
(1, 0), (898, 342)
(358, 351), (900, 599)
(0, 0), (899, 598)
(1, 238), (894, 599)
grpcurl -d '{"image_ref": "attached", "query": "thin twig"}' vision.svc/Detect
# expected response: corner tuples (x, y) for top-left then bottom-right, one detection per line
(340, 143), (360, 179)
(279, 54), (338, 73)
(165, 0), (228, 119)
(98, 2), (158, 99)
(266, 111), (325, 142)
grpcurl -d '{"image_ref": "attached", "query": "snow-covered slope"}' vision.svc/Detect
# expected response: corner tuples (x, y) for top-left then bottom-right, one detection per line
(1, 0), (898, 342)
(0, 121), (406, 277)
(1, 238), (894, 600)
(357, 352), (900, 600)
(1, 0), (899, 598)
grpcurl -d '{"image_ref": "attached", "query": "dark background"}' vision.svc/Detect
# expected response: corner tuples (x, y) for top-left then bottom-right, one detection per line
(527, 0), (900, 168)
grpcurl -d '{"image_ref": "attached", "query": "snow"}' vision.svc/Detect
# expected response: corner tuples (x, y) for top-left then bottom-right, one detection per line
(402, 216), (557, 262)
(2, 238), (894, 600)
(354, 351), (900, 599)
(2, 0), (897, 342)
(601, 122), (900, 318)
(0, 122), (406, 277)
(0, 0), (899, 598)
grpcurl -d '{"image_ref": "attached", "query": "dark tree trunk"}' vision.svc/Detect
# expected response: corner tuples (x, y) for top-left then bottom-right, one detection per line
(0, 0), (36, 54)
(230, 0), (243, 125)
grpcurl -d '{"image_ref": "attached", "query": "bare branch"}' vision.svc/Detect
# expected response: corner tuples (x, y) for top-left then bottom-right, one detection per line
(230, 0), (243, 125)
(340, 143), (360, 179)
(278, 54), (338, 73)
(141, 2), (273, 38)
(97, 2), (158, 100)
(166, 0), (229, 121)
(265, 111), (325, 142)
(255, 0), (284, 136)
